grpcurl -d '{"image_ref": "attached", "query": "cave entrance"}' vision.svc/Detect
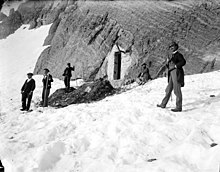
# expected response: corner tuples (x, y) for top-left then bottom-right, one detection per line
(113, 52), (122, 80)
(106, 44), (132, 83)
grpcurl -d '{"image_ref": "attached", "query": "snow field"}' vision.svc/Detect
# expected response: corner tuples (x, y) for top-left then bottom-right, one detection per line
(0, 24), (52, 114)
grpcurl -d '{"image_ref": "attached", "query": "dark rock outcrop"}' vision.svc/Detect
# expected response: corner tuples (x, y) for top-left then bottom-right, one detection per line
(16, 0), (67, 28)
(48, 79), (115, 108)
(0, 12), (7, 21)
(0, 9), (22, 39)
(43, 18), (61, 46)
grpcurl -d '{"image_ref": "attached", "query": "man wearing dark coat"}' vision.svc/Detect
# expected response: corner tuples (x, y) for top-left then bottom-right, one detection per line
(157, 42), (186, 112)
(41, 68), (53, 107)
(136, 63), (152, 85)
(63, 63), (75, 90)
(21, 73), (36, 111)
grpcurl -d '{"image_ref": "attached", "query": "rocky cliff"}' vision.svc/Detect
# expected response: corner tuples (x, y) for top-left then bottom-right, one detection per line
(0, 9), (22, 39)
(1, 0), (220, 84)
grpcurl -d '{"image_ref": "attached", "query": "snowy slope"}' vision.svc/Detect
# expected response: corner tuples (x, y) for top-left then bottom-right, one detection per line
(1, 24), (220, 172)
(0, 24), (52, 114)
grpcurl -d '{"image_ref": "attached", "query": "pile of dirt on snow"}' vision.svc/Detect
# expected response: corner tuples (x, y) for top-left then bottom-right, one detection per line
(48, 78), (115, 108)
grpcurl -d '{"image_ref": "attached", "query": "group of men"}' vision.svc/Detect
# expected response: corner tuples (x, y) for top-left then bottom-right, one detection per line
(20, 42), (186, 112)
(20, 63), (75, 111)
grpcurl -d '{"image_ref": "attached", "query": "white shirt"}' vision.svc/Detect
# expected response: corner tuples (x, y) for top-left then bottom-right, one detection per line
(172, 50), (178, 54)
(27, 78), (32, 82)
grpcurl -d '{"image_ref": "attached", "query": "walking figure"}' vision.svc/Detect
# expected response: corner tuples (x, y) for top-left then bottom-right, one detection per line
(63, 63), (75, 90)
(41, 68), (53, 107)
(157, 42), (186, 112)
(21, 73), (36, 111)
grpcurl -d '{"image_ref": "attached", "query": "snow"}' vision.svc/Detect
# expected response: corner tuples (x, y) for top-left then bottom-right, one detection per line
(1, 23), (220, 172)
(0, 24), (52, 114)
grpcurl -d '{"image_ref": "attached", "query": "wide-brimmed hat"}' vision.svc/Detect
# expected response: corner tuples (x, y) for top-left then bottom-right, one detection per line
(27, 73), (33, 76)
(44, 68), (50, 72)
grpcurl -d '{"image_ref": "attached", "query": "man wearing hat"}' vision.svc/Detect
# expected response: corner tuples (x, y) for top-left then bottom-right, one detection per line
(21, 73), (36, 111)
(157, 42), (186, 112)
(62, 63), (75, 90)
(136, 62), (152, 85)
(41, 68), (53, 107)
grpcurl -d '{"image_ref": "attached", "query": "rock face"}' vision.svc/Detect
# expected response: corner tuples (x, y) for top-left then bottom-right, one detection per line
(48, 79), (115, 107)
(33, 0), (220, 83)
(0, 9), (22, 39)
(0, 12), (7, 21)
(17, 0), (68, 28)
(2, 0), (220, 84)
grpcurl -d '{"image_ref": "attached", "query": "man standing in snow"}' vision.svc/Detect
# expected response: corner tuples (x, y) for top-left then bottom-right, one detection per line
(136, 63), (152, 85)
(41, 68), (53, 107)
(21, 73), (36, 111)
(157, 42), (186, 112)
(62, 63), (75, 91)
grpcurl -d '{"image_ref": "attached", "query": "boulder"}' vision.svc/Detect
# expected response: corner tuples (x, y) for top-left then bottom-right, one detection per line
(29, 19), (37, 29)
(48, 79), (115, 108)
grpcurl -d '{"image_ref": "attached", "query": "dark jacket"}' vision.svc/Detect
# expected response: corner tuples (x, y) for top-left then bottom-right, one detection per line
(138, 67), (152, 82)
(42, 74), (53, 89)
(63, 67), (75, 77)
(21, 79), (36, 93)
(167, 51), (186, 87)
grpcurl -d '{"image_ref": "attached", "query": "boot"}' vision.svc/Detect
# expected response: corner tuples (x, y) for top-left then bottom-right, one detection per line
(171, 108), (182, 112)
(157, 104), (165, 108)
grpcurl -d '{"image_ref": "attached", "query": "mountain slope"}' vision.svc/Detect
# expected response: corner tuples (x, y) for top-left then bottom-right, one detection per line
(1, 0), (220, 83)
(1, 15), (220, 172)
(31, 0), (220, 81)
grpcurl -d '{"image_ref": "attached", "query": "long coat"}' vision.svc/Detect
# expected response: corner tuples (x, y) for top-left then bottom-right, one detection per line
(63, 67), (75, 78)
(21, 79), (36, 93)
(42, 74), (53, 89)
(167, 51), (186, 87)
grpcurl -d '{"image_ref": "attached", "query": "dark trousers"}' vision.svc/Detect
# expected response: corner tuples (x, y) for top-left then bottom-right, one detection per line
(161, 69), (182, 109)
(22, 92), (33, 110)
(0, 160), (4, 168)
(42, 87), (50, 107)
(64, 76), (71, 89)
